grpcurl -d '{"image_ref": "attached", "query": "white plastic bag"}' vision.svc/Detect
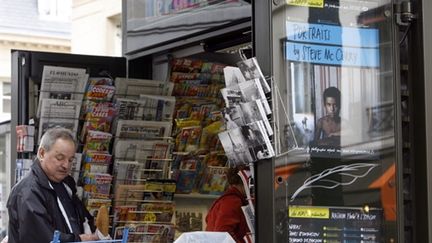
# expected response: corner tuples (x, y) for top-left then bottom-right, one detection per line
(174, 232), (235, 243)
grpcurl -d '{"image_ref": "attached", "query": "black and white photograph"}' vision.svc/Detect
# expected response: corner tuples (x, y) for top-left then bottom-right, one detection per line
(237, 57), (271, 93)
(238, 79), (271, 115)
(241, 121), (275, 161)
(218, 120), (275, 164)
(220, 87), (242, 108)
(223, 66), (246, 88)
(218, 127), (254, 166)
(240, 100), (273, 136)
(49, 92), (72, 100)
(223, 106), (245, 129)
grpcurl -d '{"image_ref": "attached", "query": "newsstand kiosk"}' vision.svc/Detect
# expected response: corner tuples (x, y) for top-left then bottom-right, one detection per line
(11, 0), (432, 242)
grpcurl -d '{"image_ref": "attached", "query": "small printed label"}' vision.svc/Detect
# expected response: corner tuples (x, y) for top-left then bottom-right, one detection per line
(287, 0), (324, 8)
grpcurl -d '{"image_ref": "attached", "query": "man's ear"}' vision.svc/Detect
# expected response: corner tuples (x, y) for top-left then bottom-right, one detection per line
(38, 147), (45, 161)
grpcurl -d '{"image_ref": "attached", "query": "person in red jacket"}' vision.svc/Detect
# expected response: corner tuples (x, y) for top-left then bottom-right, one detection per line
(206, 166), (250, 242)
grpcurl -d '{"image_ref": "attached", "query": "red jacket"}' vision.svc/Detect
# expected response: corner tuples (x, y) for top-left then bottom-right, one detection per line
(206, 186), (250, 242)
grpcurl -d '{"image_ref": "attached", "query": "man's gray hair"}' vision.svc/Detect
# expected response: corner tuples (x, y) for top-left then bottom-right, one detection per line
(38, 127), (77, 154)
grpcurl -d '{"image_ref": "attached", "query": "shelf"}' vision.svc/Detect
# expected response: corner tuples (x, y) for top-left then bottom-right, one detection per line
(175, 193), (220, 200)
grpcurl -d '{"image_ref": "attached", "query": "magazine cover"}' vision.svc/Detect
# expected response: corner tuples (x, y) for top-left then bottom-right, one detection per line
(201, 61), (226, 74)
(82, 173), (113, 196)
(199, 120), (224, 151)
(170, 58), (203, 73)
(139, 202), (175, 223)
(173, 157), (202, 194)
(79, 102), (117, 141)
(83, 151), (112, 164)
(87, 77), (113, 86)
(83, 130), (112, 152)
(84, 84), (115, 101)
(80, 100), (116, 119)
(198, 166), (228, 195)
(81, 151), (111, 176)
(173, 80), (224, 98)
(112, 205), (138, 223)
(176, 211), (204, 232)
(175, 126), (202, 152)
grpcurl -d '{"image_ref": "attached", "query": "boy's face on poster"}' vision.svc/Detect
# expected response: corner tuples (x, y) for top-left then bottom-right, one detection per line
(324, 97), (339, 117)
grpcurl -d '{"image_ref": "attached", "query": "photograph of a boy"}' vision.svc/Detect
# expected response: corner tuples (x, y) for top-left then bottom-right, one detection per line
(314, 86), (341, 147)
(310, 86), (343, 205)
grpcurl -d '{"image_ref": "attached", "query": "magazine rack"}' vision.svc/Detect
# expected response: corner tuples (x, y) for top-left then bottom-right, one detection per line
(51, 228), (129, 243)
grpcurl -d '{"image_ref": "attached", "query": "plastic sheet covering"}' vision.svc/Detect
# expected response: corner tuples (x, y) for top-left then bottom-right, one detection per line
(174, 232), (235, 243)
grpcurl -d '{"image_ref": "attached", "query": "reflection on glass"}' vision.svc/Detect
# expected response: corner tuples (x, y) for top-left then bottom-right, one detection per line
(0, 122), (10, 238)
(124, 0), (251, 53)
(272, 0), (396, 242)
(126, 0), (251, 32)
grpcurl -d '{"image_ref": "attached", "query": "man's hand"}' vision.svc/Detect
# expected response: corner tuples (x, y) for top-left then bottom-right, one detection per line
(79, 233), (99, 241)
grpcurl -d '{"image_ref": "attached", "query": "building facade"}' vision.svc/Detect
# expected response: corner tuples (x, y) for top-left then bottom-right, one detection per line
(0, 0), (72, 123)
(71, 0), (121, 57)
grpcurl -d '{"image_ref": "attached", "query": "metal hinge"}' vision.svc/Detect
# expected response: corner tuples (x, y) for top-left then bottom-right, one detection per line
(394, 1), (417, 26)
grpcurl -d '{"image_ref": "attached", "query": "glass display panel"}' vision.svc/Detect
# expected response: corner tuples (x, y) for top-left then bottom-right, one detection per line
(0, 122), (10, 237)
(124, 0), (251, 53)
(271, 0), (396, 242)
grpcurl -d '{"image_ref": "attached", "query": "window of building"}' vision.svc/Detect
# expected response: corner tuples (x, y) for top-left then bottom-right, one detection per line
(38, 0), (72, 21)
(0, 81), (11, 117)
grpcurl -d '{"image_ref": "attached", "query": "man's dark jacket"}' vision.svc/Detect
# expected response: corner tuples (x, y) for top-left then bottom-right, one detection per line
(6, 160), (95, 243)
